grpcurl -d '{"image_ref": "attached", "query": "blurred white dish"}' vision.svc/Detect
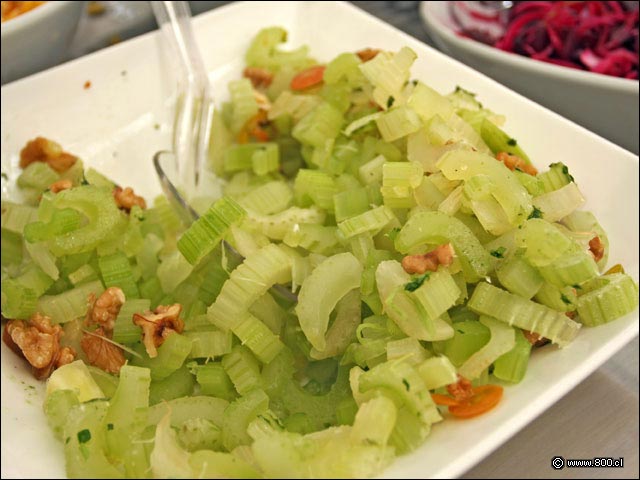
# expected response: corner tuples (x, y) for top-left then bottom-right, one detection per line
(420, 1), (640, 154)
(1, 1), (638, 478)
(1, 1), (85, 84)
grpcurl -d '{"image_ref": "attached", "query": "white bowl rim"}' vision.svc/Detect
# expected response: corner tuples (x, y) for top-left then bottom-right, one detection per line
(421, 1), (639, 94)
(0, 1), (77, 36)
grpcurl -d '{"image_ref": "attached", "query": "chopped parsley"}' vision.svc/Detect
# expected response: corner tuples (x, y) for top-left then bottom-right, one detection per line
(77, 429), (92, 444)
(385, 227), (401, 241)
(402, 378), (410, 391)
(107, 423), (114, 431)
(507, 138), (518, 147)
(528, 207), (543, 219)
(1, 172), (8, 181)
(404, 272), (430, 292)
(386, 96), (395, 109)
(490, 247), (507, 259)
(561, 164), (575, 182)
(560, 294), (572, 305)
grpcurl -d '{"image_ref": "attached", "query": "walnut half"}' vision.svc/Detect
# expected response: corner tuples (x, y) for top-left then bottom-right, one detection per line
(19, 137), (78, 173)
(133, 304), (184, 358)
(113, 186), (147, 212)
(87, 287), (126, 332)
(3, 313), (76, 380)
(401, 243), (455, 275)
(80, 327), (126, 374)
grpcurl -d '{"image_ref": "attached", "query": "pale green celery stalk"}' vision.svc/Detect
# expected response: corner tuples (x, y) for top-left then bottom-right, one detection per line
(63, 400), (123, 479)
(84, 168), (115, 189)
(17, 162), (59, 191)
(514, 170), (545, 196)
(407, 82), (456, 124)
(322, 81), (352, 113)
(458, 316), (515, 380)
(333, 187), (370, 222)
(1, 201), (38, 233)
(493, 328), (532, 383)
(295, 252), (363, 351)
(350, 234), (377, 266)
(177, 196), (246, 265)
(1, 228), (23, 267)
(189, 450), (260, 478)
(283, 223), (340, 255)
(46, 360), (105, 402)
(149, 366), (196, 406)
(395, 210), (492, 282)
(244, 26), (311, 70)
(576, 273), (639, 326)
(310, 289), (361, 360)
(223, 143), (277, 173)
(98, 250), (139, 298)
(175, 417), (222, 451)
(532, 182), (585, 223)
(222, 345), (262, 395)
(338, 206), (394, 239)
(496, 254), (543, 299)
(537, 250), (599, 287)
(156, 250), (193, 293)
(538, 162), (574, 193)
(150, 412), (194, 478)
(292, 102), (344, 148)
(417, 356), (457, 390)
(103, 365), (151, 478)
(210, 107), (233, 176)
(192, 362), (235, 400)
(438, 150), (532, 229)
(68, 264), (98, 286)
(15, 263), (54, 296)
(147, 395), (229, 429)
(294, 169), (338, 211)
(246, 206), (325, 240)
(386, 337), (430, 365)
(516, 218), (577, 267)
(268, 90), (322, 122)
(131, 333), (192, 381)
(184, 329), (233, 359)
(344, 112), (383, 137)
(87, 365), (119, 399)
(358, 154), (386, 185)
(429, 172), (461, 196)
(232, 313), (284, 363)
(324, 52), (362, 85)
(135, 233), (163, 280)
(350, 395), (397, 447)
(534, 282), (578, 312)
(222, 388), (270, 451)
(434, 317), (488, 364)
(238, 180), (292, 215)
(252, 144), (279, 176)
(48, 186), (126, 256)
(359, 47), (416, 109)
(149, 195), (183, 235)
(375, 107), (422, 142)
(208, 243), (291, 329)
(468, 282), (581, 347)
(411, 270), (461, 326)
(413, 176), (446, 210)
(562, 210), (609, 271)
(44, 389), (80, 440)
(375, 260), (454, 341)
(407, 128), (461, 174)
(38, 280), (104, 324)
(438, 185), (464, 216)
(480, 118), (531, 163)
(229, 78), (259, 134)
(248, 292), (287, 335)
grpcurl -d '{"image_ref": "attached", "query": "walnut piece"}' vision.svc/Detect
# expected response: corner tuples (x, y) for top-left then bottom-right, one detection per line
(80, 327), (126, 374)
(19, 137), (78, 173)
(3, 313), (76, 380)
(522, 330), (550, 348)
(356, 48), (381, 62)
(113, 186), (147, 212)
(49, 179), (73, 194)
(243, 66), (273, 88)
(401, 244), (455, 275)
(495, 151), (538, 176)
(133, 304), (184, 358)
(447, 375), (473, 403)
(588, 235), (605, 262)
(87, 287), (125, 332)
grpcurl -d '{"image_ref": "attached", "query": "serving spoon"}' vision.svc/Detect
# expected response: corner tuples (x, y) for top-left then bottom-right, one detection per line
(151, 1), (297, 302)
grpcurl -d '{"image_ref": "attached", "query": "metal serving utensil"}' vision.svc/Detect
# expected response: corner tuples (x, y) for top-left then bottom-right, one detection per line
(151, 2), (297, 303)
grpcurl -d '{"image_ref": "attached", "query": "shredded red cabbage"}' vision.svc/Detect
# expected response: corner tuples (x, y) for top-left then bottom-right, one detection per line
(453, 1), (639, 79)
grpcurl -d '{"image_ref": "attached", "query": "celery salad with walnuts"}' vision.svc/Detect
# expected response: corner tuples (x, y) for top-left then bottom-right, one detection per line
(2, 27), (638, 479)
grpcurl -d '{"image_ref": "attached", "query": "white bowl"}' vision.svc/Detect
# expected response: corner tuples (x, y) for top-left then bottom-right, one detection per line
(1, 1), (85, 84)
(420, 1), (640, 154)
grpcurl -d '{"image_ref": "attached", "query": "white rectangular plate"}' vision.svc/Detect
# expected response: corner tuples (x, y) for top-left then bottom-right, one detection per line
(1, 2), (638, 478)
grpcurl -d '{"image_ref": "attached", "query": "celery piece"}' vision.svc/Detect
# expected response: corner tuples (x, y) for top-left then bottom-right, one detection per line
(149, 366), (196, 405)
(1, 228), (23, 267)
(434, 320), (490, 367)
(177, 196), (246, 265)
(245, 26), (311, 70)
(221, 388), (270, 451)
(185, 330), (233, 359)
(324, 52), (361, 85)
(496, 254), (543, 299)
(534, 282), (577, 312)
(458, 316), (515, 380)
(233, 313), (284, 363)
(1, 201), (38, 234)
(194, 362), (235, 400)
(292, 102), (344, 148)
(47, 360), (105, 402)
(294, 169), (338, 211)
(15, 263), (54, 296)
(310, 289), (361, 360)
(576, 273), (639, 327)
(178, 418), (222, 451)
(44, 389), (80, 440)
(189, 450), (260, 478)
(222, 345), (262, 395)
(493, 329), (532, 383)
(37, 280), (104, 324)
(25, 240), (59, 280)
(532, 182), (585, 223)
(98, 250), (139, 298)
(84, 168), (116, 189)
(468, 282), (581, 347)
(296, 252), (363, 351)
(112, 298), (149, 344)
(538, 162), (574, 193)
(376, 106), (422, 142)
(238, 180), (292, 215)
(417, 356), (458, 390)
(395, 210), (492, 282)
(24, 208), (84, 243)
(86, 365), (119, 399)
(131, 333), (193, 381)
(18, 161), (59, 191)
(147, 395), (229, 429)
(386, 337), (431, 365)
(229, 78), (259, 134)
(68, 264), (99, 286)
(562, 210), (609, 271)
(338, 205), (394, 239)
(480, 118), (531, 164)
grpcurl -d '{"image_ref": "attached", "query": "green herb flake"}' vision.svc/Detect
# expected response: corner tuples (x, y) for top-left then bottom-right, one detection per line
(404, 272), (430, 292)
(490, 247), (507, 259)
(402, 378), (410, 391)
(107, 423), (114, 431)
(385, 227), (401, 241)
(561, 164), (575, 182)
(386, 96), (395, 109)
(507, 138), (517, 147)
(528, 207), (543, 219)
(560, 294), (572, 305)
(1, 172), (8, 181)
(77, 429), (92, 444)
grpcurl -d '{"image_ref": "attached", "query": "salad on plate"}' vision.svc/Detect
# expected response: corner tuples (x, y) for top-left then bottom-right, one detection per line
(1, 26), (638, 479)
